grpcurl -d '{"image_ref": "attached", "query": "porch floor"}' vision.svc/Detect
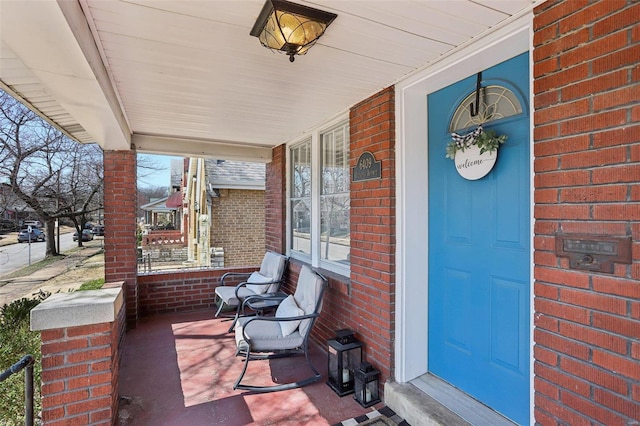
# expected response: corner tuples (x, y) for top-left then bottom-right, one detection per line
(118, 310), (381, 425)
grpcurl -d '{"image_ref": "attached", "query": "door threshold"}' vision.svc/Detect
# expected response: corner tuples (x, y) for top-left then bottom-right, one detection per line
(410, 374), (517, 426)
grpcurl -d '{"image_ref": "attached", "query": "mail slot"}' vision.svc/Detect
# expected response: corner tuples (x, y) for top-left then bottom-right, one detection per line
(555, 234), (632, 274)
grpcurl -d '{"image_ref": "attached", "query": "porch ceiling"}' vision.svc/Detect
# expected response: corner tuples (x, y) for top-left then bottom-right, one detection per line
(0, 0), (538, 162)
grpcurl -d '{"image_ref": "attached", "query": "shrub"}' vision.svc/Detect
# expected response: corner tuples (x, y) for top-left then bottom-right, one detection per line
(0, 291), (48, 425)
(77, 278), (105, 291)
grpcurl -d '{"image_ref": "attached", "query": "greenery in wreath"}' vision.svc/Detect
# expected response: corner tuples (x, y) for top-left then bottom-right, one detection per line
(445, 125), (507, 160)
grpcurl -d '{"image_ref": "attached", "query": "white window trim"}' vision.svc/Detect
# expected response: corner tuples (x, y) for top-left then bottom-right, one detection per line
(286, 115), (351, 277)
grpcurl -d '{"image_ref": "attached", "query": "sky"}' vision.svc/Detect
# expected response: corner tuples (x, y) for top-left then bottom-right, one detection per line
(137, 153), (182, 189)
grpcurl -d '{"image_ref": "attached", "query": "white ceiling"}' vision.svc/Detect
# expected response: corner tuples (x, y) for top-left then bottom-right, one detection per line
(0, 0), (539, 162)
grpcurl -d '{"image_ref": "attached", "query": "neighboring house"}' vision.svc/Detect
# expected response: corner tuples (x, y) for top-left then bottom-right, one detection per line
(141, 157), (264, 268)
(140, 195), (180, 230)
(205, 159), (266, 267)
(1, 2), (638, 426)
(183, 158), (266, 268)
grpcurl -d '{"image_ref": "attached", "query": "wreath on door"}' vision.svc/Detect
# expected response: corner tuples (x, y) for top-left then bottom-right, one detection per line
(445, 125), (507, 160)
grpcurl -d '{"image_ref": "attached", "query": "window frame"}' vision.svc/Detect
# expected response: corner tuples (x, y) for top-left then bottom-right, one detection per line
(286, 116), (350, 277)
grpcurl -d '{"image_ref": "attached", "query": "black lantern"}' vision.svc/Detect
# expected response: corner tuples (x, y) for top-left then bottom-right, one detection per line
(327, 329), (362, 396)
(354, 362), (381, 408)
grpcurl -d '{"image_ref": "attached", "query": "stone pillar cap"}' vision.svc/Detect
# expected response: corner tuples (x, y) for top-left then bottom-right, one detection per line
(31, 285), (123, 331)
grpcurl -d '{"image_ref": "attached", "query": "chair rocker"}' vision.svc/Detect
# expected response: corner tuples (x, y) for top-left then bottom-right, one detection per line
(233, 265), (327, 393)
(214, 251), (287, 332)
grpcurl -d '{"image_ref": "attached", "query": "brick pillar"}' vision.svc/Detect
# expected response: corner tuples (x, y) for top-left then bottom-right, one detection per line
(533, 1), (640, 424)
(349, 86), (396, 384)
(103, 150), (139, 328)
(31, 286), (125, 426)
(265, 144), (286, 253)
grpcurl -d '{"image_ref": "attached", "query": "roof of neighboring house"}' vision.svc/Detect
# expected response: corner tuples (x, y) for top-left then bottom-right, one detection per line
(166, 191), (183, 208)
(140, 196), (177, 212)
(204, 159), (265, 191)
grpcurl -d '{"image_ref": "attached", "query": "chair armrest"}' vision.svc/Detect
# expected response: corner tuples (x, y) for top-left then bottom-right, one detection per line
(233, 279), (282, 299)
(241, 292), (288, 312)
(243, 292), (287, 304)
(245, 313), (319, 323)
(220, 272), (252, 286)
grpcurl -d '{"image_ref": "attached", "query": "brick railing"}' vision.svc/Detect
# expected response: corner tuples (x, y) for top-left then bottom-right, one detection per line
(31, 283), (125, 425)
(142, 230), (185, 247)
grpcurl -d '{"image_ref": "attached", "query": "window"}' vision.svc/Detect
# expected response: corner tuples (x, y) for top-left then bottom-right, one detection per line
(288, 120), (350, 275)
(290, 140), (312, 255)
(321, 124), (350, 264)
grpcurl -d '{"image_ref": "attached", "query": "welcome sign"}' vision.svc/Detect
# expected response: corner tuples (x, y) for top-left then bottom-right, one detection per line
(454, 144), (497, 180)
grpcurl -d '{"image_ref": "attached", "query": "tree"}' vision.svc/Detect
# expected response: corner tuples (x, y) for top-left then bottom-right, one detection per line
(0, 90), (104, 255)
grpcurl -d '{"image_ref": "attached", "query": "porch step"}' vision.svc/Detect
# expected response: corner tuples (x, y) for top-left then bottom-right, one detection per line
(385, 381), (469, 426)
(385, 374), (517, 426)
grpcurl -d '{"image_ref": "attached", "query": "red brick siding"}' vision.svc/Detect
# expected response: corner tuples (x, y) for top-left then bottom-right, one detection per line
(266, 144), (287, 254)
(103, 150), (138, 327)
(348, 86), (396, 385)
(210, 189), (265, 266)
(533, 1), (640, 425)
(274, 87), (396, 389)
(137, 267), (255, 316)
(39, 304), (124, 426)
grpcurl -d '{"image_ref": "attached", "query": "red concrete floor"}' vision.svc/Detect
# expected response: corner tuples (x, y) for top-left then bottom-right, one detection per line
(118, 310), (380, 425)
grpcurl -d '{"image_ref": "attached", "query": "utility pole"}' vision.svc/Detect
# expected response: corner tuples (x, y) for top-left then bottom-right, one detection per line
(56, 170), (60, 254)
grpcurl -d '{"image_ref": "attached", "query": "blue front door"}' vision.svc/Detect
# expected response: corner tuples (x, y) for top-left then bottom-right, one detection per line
(427, 53), (530, 424)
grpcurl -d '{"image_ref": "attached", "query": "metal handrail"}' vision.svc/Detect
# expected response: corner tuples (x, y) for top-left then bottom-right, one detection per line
(0, 355), (35, 426)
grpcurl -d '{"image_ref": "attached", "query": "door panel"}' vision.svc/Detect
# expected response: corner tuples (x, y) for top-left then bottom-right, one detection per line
(427, 52), (530, 425)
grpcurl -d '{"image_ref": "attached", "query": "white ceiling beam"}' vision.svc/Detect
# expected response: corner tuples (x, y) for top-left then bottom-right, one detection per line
(132, 134), (273, 163)
(56, 0), (131, 150)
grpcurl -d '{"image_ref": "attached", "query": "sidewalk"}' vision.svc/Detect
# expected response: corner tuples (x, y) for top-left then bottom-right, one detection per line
(0, 243), (105, 306)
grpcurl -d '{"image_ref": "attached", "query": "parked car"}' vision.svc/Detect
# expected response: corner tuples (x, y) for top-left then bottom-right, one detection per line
(17, 228), (46, 243)
(22, 220), (43, 228)
(73, 229), (94, 242)
(92, 225), (105, 236)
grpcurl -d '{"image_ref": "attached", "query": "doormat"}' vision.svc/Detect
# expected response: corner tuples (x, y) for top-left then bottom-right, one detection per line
(332, 406), (410, 426)
(358, 416), (396, 426)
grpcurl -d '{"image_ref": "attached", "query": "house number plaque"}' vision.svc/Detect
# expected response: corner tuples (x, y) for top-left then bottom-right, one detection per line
(555, 234), (631, 274)
(352, 151), (381, 182)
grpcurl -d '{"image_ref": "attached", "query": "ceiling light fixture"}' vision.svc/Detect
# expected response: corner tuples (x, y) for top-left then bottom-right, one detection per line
(250, 0), (337, 62)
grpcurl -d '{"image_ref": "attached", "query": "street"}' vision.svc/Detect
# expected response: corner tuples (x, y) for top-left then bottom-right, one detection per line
(0, 232), (81, 277)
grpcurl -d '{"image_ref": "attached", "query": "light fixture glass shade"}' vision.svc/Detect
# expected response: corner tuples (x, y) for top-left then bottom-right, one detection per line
(251, 0), (337, 62)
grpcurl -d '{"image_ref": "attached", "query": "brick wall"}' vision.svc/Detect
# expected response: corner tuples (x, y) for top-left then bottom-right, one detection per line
(266, 144), (287, 254)
(39, 301), (125, 425)
(210, 189), (265, 266)
(348, 86), (396, 385)
(103, 150), (139, 328)
(137, 267), (255, 317)
(533, 1), (640, 424)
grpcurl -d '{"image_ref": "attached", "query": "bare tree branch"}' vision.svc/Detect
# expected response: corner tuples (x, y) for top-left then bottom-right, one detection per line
(0, 90), (104, 255)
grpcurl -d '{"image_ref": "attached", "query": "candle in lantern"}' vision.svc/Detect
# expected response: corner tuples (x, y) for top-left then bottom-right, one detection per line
(342, 368), (350, 383)
(365, 387), (372, 403)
